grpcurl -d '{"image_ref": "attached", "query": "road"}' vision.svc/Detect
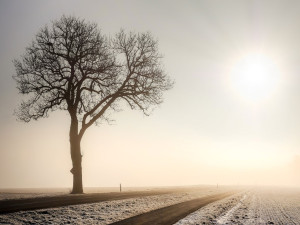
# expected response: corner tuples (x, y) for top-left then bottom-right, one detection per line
(110, 192), (235, 225)
(0, 190), (175, 214)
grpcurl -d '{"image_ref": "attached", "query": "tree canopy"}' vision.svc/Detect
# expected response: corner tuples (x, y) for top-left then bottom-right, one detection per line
(14, 16), (173, 138)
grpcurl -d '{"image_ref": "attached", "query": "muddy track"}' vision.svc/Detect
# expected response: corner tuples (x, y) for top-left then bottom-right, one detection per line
(110, 192), (235, 225)
(0, 190), (176, 214)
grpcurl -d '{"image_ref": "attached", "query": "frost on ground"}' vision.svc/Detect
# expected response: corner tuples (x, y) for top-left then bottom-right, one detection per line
(174, 191), (246, 225)
(0, 187), (226, 225)
(240, 188), (300, 225)
(175, 187), (300, 225)
(0, 193), (68, 201)
(0, 188), (70, 201)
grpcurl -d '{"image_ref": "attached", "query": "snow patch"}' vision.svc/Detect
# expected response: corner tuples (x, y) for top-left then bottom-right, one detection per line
(176, 188), (300, 225)
(216, 194), (247, 224)
(0, 187), (227, 224)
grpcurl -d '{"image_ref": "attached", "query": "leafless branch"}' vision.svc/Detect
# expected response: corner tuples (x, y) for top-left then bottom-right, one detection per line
(14, 16), (173, 138)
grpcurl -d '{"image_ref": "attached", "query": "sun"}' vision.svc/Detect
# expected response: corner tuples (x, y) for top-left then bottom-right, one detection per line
(230, 53), (281, 103)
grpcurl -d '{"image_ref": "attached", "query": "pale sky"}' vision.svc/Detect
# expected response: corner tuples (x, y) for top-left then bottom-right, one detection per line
(1, 0), (300, 188)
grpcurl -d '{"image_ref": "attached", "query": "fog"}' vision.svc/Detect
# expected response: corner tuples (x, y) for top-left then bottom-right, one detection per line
(1, 0), (300, 189)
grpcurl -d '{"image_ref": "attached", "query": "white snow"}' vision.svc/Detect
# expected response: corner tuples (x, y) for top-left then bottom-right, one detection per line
(0, 188), (70, 201)
(175, 187), (300, 225)
(0, 186), (227, 225)
(2, 186), (299, 225)
(174, 191), (246, 225)
(216, 194), (247, 224)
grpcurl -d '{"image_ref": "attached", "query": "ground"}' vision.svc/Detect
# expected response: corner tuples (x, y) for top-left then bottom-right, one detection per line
(175, 187), (300, 225)
(0, 186), (299, 224)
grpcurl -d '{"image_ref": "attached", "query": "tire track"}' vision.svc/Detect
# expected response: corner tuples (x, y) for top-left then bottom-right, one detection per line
(110, 192), (235, 225)
(0, 190), (174, 214)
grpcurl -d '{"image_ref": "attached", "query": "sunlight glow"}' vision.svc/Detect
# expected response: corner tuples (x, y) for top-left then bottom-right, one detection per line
(230, 53), (281, 103)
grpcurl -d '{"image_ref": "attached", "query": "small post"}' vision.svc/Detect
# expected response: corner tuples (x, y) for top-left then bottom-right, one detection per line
(120, 183), (122, 192)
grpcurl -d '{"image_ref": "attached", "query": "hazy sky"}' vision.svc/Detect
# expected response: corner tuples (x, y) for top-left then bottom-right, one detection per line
(1, 0), (300, 188)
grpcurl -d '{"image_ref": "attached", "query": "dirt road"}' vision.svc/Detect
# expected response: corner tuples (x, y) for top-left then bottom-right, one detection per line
(110, 192), (235, 225)
(0, 190), (175, 214)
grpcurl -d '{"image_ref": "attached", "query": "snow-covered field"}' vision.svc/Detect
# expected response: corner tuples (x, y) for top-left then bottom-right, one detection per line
(175, 187), (300, 225)
(1, 186), (299, 225)
(0, 187), (143, 201)
(0, 186), (227, 224)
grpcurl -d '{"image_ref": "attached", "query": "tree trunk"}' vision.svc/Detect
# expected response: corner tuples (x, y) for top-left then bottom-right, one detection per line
(69, 115), (83, 194)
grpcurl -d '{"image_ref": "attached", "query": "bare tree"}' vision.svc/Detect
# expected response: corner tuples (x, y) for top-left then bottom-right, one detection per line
(13, 15), (173, 194)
